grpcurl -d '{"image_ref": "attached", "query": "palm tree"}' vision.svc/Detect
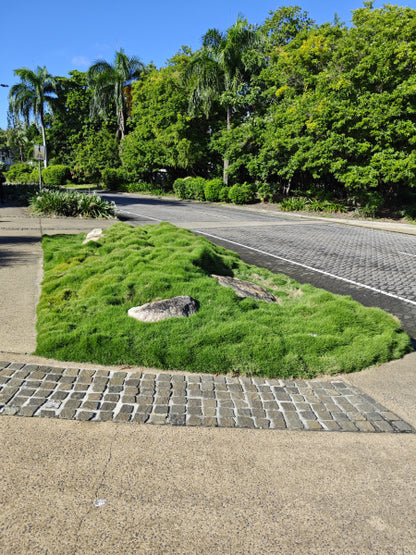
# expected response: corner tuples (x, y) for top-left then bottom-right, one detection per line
(87, 49), (144, 140)
(9, 66), (58, 167)
(187, 16), (262, 183)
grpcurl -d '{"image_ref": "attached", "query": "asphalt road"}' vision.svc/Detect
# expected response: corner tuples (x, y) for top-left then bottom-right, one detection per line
(102, 193), (416, 342)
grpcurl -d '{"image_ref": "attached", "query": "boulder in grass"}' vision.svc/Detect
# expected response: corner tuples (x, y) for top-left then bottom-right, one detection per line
(128, 295), (199, 323)
(83, 228), (103, 244)
(211, 274), (279, 303)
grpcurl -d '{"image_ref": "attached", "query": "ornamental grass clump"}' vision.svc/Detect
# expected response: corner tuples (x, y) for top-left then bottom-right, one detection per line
(35, 222), (412, 378)
(30, 189), (116, 218)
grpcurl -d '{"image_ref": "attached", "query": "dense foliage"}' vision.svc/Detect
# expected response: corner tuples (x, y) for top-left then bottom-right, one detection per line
(30, 189), (116, 218)
(5, 3), (416, 215)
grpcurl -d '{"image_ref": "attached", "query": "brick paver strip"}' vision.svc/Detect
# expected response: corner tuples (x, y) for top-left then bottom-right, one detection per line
(0, 362), (413, 433)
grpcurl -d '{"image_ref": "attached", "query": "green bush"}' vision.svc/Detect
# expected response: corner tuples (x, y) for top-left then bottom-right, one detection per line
(173, 178), (187, 199)
(204, 178), (225, 202)
(5, 163), (34, 183)
(186, 177), (206, 200)
(258, 182), (281, 203)
(219, 186), (231, 202)
(280, 197), (308, 211)
(30, 189), (116, 218)
(100, 167), (134, 190)
(228, 183), (257, 205)
(42, 165), (71, 186)
(30, 168), (40, 183)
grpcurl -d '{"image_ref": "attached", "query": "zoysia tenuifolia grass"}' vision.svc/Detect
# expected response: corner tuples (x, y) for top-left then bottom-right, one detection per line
(36, 223), (412, 378)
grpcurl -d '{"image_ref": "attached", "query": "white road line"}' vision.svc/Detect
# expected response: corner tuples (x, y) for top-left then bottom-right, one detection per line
(197, 230), (416, 307)
(117, 208), (416, 307)
(118, 210), (162, 222)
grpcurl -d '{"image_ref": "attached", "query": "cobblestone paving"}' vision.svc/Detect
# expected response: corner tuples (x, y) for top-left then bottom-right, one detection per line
(0, 362), (413, 433)
(206, 222), (416, 303)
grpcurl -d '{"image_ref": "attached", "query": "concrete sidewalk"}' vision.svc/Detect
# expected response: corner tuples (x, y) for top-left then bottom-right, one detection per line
(1, 202), (415, 554)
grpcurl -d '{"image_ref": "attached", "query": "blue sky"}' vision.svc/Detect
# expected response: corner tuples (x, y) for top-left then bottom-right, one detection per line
(1, 0), (413, 129)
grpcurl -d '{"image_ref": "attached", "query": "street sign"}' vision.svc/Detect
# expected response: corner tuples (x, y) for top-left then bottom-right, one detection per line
(33, 145), (46, 161)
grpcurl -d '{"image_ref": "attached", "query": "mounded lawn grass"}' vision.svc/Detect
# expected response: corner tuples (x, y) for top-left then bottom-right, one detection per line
(36, 222), (412, 378)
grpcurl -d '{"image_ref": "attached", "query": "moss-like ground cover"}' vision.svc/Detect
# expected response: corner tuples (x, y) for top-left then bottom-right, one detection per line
(36, 222), (412, 378)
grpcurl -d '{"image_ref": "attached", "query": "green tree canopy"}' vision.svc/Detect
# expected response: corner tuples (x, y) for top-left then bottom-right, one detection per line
(87, 49), (144, 140)
(186, 16), (263, 183)
(9, 66), (58, 167)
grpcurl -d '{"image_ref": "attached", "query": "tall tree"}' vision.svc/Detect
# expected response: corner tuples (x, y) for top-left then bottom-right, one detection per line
(87, 49), (144, 140)
(9, 66), (58, 167)
(186, 16), (262, 183)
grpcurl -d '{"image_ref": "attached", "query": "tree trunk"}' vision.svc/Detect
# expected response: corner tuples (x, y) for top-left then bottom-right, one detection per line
(223, 104), (232, 185)
(119, 108), (125, 140)
(40, 111), (48, 168)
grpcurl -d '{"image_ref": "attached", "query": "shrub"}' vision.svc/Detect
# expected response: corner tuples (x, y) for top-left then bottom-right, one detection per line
(173, 178), (187, 199)
(219, 186), (231, 202)
(100, 167), (133, 190)
(30, 168), (40, 183)
(42, 165), (71, 186)
(228, 182), (257, 205)
(30, 189), (116, 218)
(280, 197), (308, 211)
(204, 178), (224, 202)
(5, 163), (33, 183)
(186, 177), (206, 200)
(258, 182), (281, 203)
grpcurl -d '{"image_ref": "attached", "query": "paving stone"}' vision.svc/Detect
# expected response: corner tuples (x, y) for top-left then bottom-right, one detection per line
(202, 408), (217, 418)
(113, 412), (131, 422)
(338, 421), (359, 432)
(392, 420), (413, 432)
(321, 420), (341, 431)
(60, 408), (77, 419)
(91, 384), (106, 393)
(19, 388), (37, 397)
(18, 406), (38, 417)
(254, 418), (270, 429)
(203, 417), (218, 427)
(186, 415), (203, 426)
(218, 417), (235, 427)
(38, 410), (57, 418)
(236, 416), (255, 428)
(98, 411), (114, 422)
(63, 399), (81, 409)
(354, 420), (376, 432)
(81, 401), (100, 411)
(51, 391), (69, 401)
(1, 406), (19, 415)
(371, 420), (394, 433)
(305, 420), (323, 431)
(168, 414), (186, 426)
(76, 411), (95, 421)
(0, 364), (413, 434)
(218, 407), (235, 418)
(73, 383), (89, 391)
(283, 413), (304, 430)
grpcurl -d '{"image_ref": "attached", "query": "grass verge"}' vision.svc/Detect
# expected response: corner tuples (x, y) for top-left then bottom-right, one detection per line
(36, 222), (412, 378)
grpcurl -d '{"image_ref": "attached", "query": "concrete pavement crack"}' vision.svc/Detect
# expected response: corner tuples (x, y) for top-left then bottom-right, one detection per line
(72, 428), (118, 555)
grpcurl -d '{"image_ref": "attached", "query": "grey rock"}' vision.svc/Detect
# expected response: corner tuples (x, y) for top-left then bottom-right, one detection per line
(211, 275), (279, 303)
(128, 295), (199, 323)
(82, 228), (103, 244)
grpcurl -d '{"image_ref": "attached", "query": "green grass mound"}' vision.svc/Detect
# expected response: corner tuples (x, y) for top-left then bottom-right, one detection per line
(36, 222), (412, 378)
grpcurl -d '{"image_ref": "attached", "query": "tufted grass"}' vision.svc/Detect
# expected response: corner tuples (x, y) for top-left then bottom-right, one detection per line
(35, 222), (412, 378)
